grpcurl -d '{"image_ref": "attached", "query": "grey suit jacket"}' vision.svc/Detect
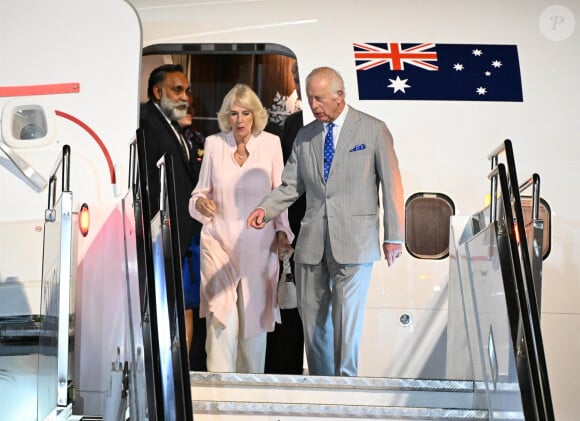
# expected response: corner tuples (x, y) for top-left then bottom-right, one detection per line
(260, 106), (404, 265)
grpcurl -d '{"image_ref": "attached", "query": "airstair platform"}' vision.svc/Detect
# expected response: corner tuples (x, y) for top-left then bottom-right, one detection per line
(190, 372), (523, 420)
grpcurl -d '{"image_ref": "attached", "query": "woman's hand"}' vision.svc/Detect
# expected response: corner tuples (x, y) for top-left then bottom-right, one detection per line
(195, 197), (217, 218)
(277, 231), (294, 260)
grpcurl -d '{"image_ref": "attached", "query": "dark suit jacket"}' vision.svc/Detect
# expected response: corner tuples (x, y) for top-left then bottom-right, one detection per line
(139, 100), (202, 257)
(280, 110), (305, 245)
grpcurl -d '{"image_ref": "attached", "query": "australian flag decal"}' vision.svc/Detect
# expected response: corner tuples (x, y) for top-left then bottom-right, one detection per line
(354, 42), (523, 102)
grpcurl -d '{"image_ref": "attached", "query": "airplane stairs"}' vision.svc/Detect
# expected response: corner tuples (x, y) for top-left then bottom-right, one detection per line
(131, 137), (549, 421)
(189, 371), (521, 420)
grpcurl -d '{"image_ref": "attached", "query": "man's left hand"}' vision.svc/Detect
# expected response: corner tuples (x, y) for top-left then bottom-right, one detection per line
(384, 242), (403, 267)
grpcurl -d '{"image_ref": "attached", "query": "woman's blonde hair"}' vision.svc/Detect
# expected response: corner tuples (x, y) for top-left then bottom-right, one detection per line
(216, 83), (269, 134)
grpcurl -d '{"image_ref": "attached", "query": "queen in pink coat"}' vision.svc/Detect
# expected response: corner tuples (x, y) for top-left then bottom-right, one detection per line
(189, 84), (294, 373)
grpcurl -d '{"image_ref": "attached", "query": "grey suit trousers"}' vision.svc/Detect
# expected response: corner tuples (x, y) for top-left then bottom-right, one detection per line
(295, 232), (373, 376)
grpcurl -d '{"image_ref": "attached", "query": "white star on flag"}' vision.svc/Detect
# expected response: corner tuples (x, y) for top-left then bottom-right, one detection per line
(388, 76), (411, 93)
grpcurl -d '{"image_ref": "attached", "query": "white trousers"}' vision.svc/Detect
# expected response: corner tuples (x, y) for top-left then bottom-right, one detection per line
(205, 283), (267, 373)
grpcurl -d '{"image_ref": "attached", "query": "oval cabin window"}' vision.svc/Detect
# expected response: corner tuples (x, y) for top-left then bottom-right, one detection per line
(405, 192), (455, 259)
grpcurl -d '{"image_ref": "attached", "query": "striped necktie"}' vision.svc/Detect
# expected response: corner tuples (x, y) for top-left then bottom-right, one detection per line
(171, 121), (190, 161)
(323, 122), (335, 181)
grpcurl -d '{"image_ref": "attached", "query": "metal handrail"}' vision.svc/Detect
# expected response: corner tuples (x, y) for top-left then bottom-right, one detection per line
(519, 173), (541, 221)
(45, 145), (71, 221)
(487, 144), (553, 420)
(40, 143), (74, 410)
(132, 129), (193, 421)
(128, 141), (137, 190)
(487, 139), (515, 224)
(132, 130), (163, 419)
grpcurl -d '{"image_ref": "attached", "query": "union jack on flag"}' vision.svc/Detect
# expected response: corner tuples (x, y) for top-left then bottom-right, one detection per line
(354, 42), (523, 102)
(354, 42), (438, 72)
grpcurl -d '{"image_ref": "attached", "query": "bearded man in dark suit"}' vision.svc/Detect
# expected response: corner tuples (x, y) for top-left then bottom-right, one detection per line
(140, 64), (203, 357)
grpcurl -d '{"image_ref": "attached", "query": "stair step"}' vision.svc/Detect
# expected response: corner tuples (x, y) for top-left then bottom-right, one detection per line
(193, 400), (490, 420)
(190, 372), (522, 420)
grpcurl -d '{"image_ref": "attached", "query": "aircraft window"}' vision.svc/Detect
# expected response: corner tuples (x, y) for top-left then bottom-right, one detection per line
(405, 192), (455, 260)
(1, 101), (55, 148)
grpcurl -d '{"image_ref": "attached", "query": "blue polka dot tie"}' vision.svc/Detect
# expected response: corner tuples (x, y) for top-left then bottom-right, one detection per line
(323, 122), (335, 182)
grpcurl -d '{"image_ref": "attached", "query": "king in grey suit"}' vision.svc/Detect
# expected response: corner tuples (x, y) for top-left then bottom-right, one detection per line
(248, 67), (404, 376)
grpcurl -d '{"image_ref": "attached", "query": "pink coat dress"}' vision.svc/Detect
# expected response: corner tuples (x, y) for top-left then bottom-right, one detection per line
(188, 130), (294, 339)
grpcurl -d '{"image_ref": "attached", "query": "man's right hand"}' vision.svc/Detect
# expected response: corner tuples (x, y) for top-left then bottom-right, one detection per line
(247, 208), (266, 229)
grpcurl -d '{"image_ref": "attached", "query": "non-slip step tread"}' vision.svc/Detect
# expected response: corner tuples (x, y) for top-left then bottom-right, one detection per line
(190, 371), (519, 393)
(193, 400), (494, 420)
